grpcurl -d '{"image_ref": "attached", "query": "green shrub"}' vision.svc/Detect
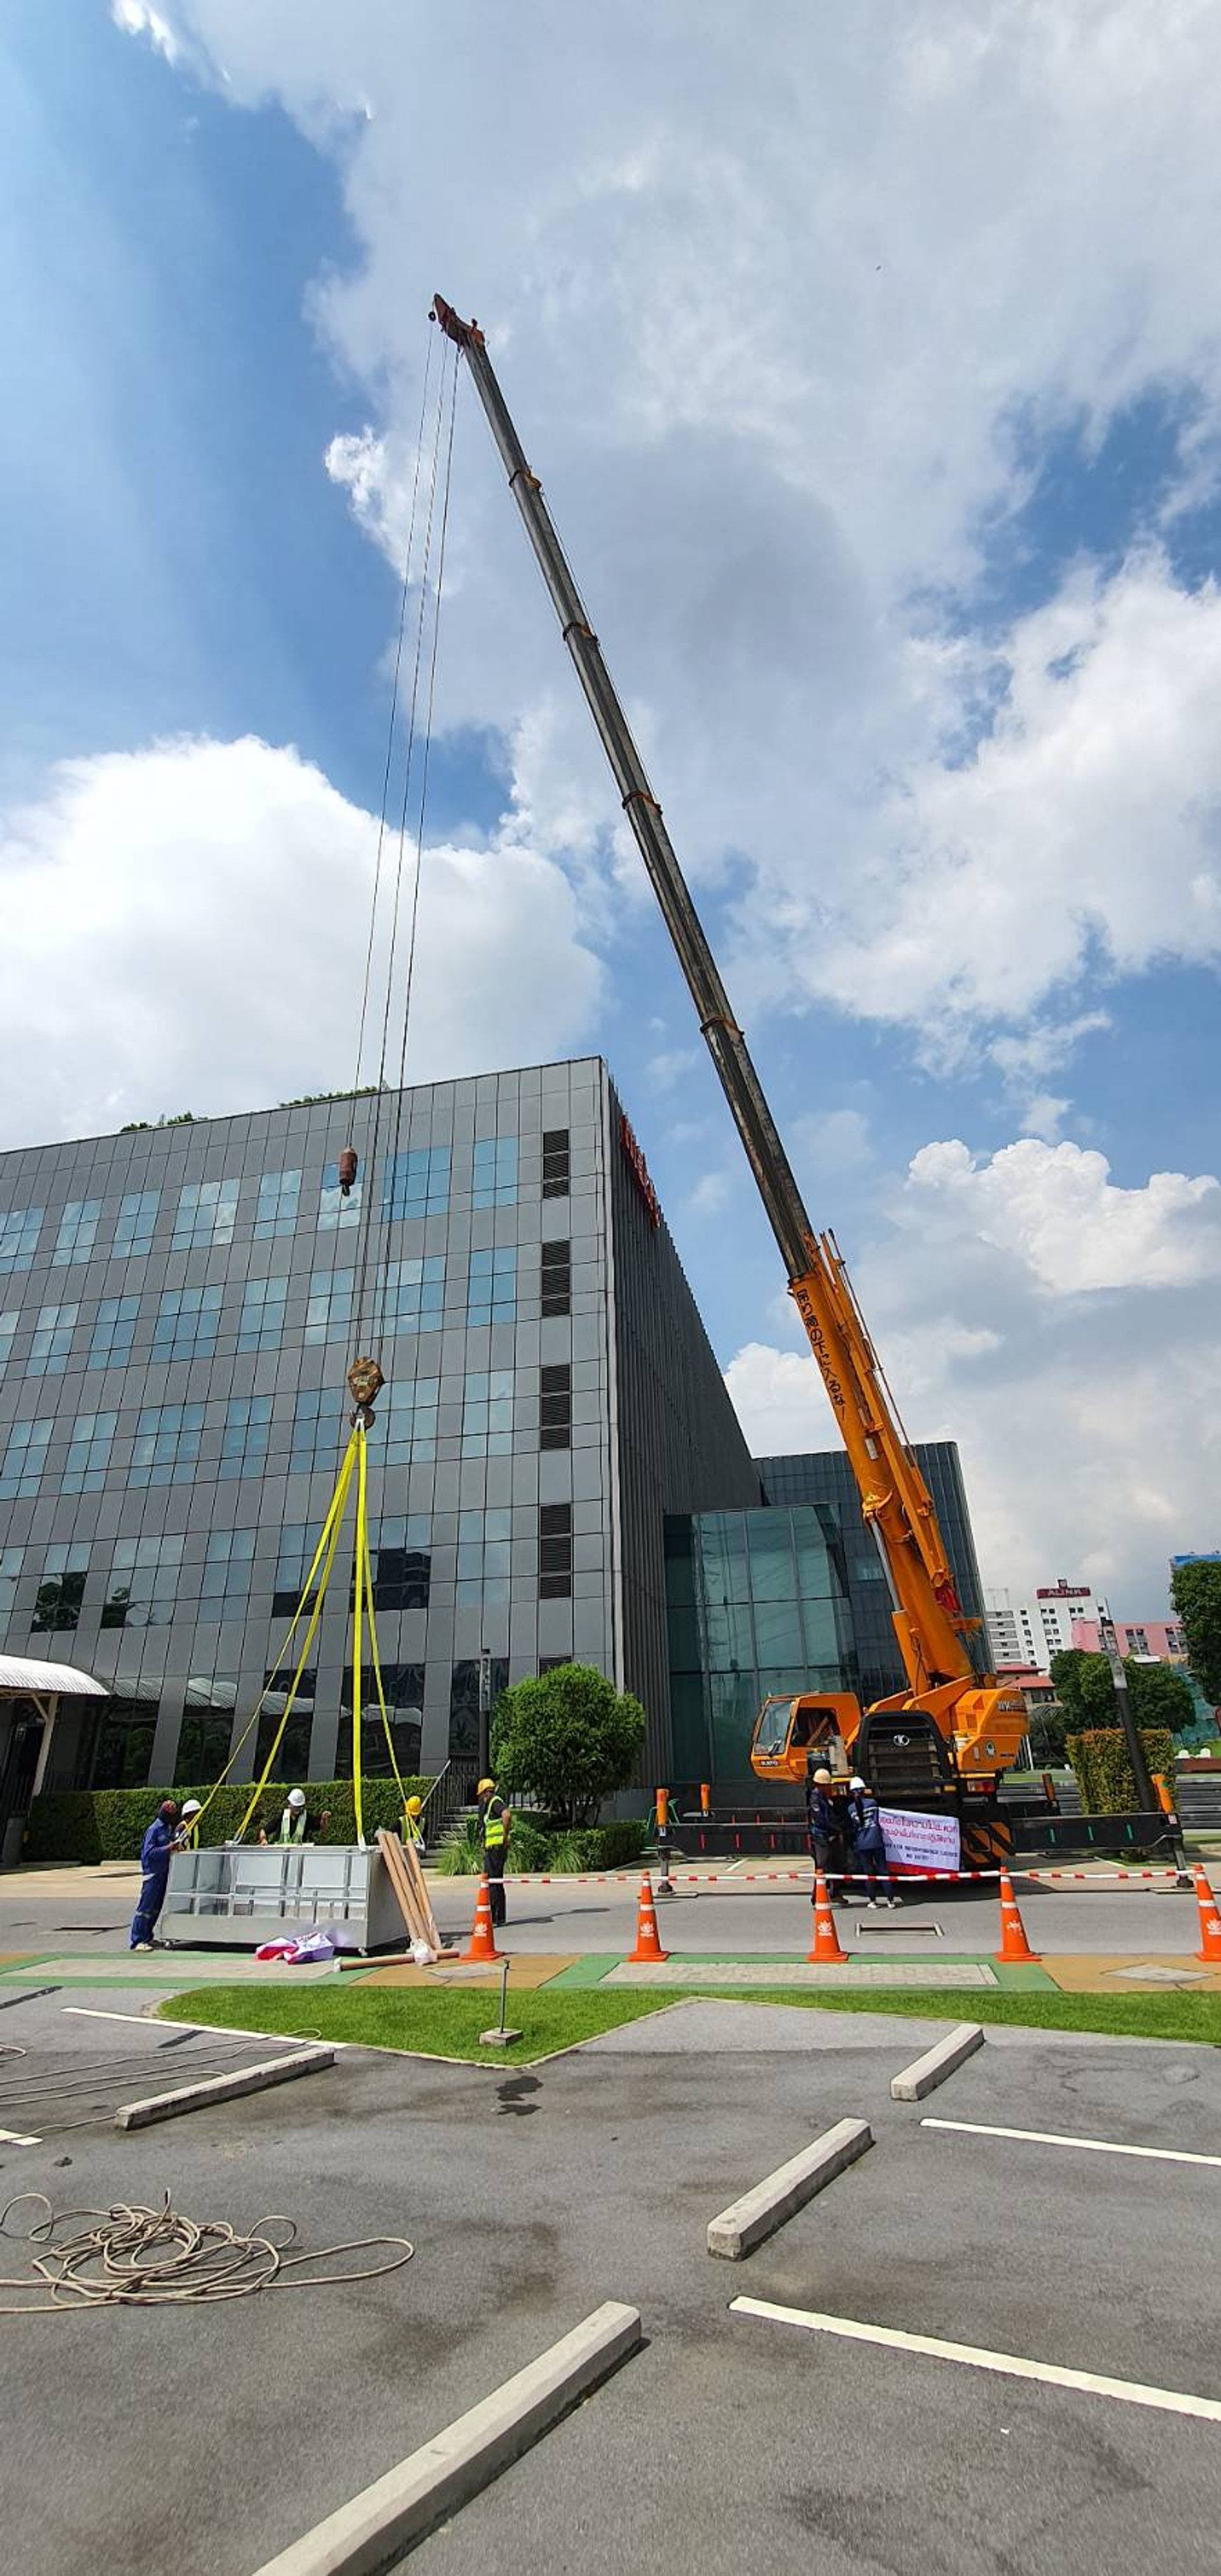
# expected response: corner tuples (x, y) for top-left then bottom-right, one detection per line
(1065, 1730), (1175, 1814)
(429, 1813), (648, 1877)
(23, 1776), (432, 1864)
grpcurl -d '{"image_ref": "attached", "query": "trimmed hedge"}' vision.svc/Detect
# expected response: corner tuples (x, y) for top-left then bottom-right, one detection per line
(23, 1776), (432, 1866)
(1065, 1729), (1175, 1815)
(434, 1815), (650, 1876)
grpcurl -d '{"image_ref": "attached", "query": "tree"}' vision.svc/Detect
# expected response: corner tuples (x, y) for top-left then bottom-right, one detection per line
(490, 1663), (646, 1825)
(1050, 1646), (1194, 1739)
(1171, 1560), (1221, 1709)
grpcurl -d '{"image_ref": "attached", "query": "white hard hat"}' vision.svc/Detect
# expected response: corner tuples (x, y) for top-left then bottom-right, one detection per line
(850, 1776), (866, 1791)
(181, 1798), (203, 1817)
(287, 1788), (307, 1809)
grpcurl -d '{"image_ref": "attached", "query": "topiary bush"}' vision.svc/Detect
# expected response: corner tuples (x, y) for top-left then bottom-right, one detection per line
(23, 1776), (432, 1864)
(1065, 1730), (1175, 1814)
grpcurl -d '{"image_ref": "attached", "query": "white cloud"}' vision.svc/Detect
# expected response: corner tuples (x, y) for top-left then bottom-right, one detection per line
(111, 1), (181, 63)
(645, 1047), (698, 1091)
(791, 1108), (873, 1177)
(728, 1127), (1221, 1609)
(0, 737), (604, 1145)
(902, 1137), (1221, 1294)
(685, 1171), (733, 1219)
(135, 3), (1221, 1057)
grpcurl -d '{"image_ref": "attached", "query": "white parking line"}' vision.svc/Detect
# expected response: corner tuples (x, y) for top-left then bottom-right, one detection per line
(731, 2298), (1221, 2423)
(62, 2007), (318, 2044)
(0, 2128), (41, 2146)
(921, 2116), (1221, 2172)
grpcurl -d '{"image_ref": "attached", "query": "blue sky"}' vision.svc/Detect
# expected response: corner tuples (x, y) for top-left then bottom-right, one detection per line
(3, 1), (1221, 1609)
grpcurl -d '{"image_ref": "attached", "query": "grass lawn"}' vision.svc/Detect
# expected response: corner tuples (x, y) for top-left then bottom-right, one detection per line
(701, 1987), (1221, 2044)
(165, 1978), (1221, 2057)
(160, 1983), (680, 2063)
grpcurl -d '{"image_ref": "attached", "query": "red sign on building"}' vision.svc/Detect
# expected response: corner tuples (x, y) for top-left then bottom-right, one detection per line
(619, 1113), (661, 1229)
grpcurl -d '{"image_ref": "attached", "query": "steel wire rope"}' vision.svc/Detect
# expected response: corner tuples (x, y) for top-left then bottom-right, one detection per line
(349, 329), (436, 1107)
(353, 340), (454, 1365)
(0, 2190), (414, 2313)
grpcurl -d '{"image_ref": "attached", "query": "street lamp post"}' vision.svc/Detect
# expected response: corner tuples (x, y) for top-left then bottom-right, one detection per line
(1098, 1602), (1155, 1814)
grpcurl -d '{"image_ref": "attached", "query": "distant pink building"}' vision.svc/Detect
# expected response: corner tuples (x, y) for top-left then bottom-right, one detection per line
(1070, 1618), (1185, 1662)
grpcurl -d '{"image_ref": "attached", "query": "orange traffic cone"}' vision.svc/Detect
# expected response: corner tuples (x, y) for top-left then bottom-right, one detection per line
(1193, 1864), (1221, 1964)
(808, 1869), (848, 1966)
(627, 1872), (670, 1964)
(995, 1868), (1040, 1965)
(463, 1873), (500, 1964)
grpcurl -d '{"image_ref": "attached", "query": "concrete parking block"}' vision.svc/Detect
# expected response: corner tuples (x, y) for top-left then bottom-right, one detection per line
(707, 2116), (873, 2259)
(249, 2300), (642, 2576)
(890, 2022), (985, 2100)
(114, 2046), (335, 2128)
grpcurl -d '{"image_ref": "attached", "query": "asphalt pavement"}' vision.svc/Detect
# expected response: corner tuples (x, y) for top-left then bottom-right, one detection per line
(1, 1987), (1220, 2576)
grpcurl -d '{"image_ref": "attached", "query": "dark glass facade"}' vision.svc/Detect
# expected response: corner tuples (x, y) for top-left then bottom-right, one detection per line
(665, 1504), (856, 1784)
(754, 1442), (990, 1703)
(0, 1060), (758, 1799)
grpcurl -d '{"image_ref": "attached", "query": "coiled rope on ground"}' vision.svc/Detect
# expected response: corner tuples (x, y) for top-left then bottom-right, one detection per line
(0, 2190), (414, 2313)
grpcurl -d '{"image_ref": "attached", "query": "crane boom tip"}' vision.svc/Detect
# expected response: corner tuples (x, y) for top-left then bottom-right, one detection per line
(431, 294), (483, 347)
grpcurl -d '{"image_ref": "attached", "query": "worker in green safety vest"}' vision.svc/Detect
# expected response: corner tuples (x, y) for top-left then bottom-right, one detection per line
(475, 1777), (509, 1926)
(258, 1789), (329, 1847)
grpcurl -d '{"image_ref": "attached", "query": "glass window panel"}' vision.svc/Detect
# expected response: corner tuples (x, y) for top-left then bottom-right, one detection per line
(171, 1178), (239, 1250)
(255, 1686), (314, 1785)
(25, 1302), (79, 1377)
(200, 1524), (257, 1616)
(701, 1599), (755, 1669)
(63, 1409), (118, 1494)
(466, 1245), (516, 1326)
(176, 1694), (237, 1786)
(800, 1595), (841, 1666)
(218, 1394), (273, 1480)
(85, 1703), (158, 1791)
(745, 1516), (797, 1602)
(318, 1161), (362, 1230)
(0, 1545), (23, 1620)
(289, 1385), (346, 1473)
(378, 1255), (445, 1337)
(151, 1284), (223, 1360)
(381, 1147), (450, 1222)
(252, 1169), (301, 1239)
(129, 1402), (204, 1487)
(0, 1309), (18, 1372)
(237, 1273), (289, 1351)
(0, 1417), (53, 1499)
(51, 1199), (102, 1265)
(472, 1136), (518, 1209)
(113, 1189), (159, 1257)
(88, 1295), (140, 1370)
(31, 1544), (90, 1632)
(101, 1533), (184, 1626)
(752, 1597), (805, 1664)
(305, 1267), (355, 1345)
(382, 1377), (439, 1466)
(273, 1524), (319, 1618)
(337, 1667), (424, 1779)
(0, 1207), (43, 1272)
(448, 1657), (507, 1760)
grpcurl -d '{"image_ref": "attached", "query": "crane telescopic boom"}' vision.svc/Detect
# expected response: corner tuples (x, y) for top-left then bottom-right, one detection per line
(431, 294), (983, 1715)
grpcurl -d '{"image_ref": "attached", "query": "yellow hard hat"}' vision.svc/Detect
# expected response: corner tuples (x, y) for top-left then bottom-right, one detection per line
(476, 1777), (495, 1796)
(405, 1796), (423, 1817)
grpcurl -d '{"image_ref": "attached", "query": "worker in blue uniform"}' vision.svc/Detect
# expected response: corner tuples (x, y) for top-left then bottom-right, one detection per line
(129, 1800), (181, 1951)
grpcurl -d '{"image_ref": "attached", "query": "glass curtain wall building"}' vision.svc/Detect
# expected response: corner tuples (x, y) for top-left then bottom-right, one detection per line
(665, 1505), (856, 1784)
(0, 1060), (759, 1796)
(754, 1443), (990, 1704)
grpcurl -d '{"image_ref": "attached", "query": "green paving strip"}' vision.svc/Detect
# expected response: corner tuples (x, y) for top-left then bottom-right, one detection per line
(546, 1953), (1052, 1992)
(160, 1983), (680, 2064)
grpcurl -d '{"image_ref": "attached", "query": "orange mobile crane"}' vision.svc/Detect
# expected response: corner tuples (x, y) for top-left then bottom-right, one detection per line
(433, 296), (1027, 1857)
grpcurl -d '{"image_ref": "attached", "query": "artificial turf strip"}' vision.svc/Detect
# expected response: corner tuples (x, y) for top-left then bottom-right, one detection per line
(160, 1983), (680, 2063)
(164, 1980), (1221, 2053)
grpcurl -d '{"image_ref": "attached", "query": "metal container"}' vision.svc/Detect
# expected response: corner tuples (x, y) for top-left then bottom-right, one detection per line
(162, 1842), (406, 1952)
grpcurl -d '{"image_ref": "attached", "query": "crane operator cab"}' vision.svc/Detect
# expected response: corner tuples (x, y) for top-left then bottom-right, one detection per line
(750, 1692), (860, 1786)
